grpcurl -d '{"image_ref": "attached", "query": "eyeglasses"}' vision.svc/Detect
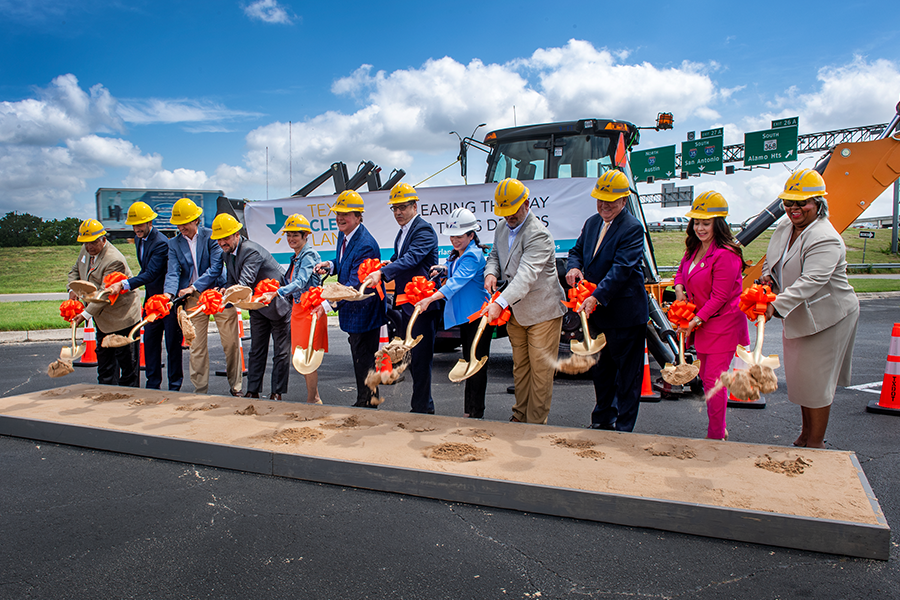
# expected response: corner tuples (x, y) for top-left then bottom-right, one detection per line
(782, 199), (813, 208)
(390, 203), (415, 212)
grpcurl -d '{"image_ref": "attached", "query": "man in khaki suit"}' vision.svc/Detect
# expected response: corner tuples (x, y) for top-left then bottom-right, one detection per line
(485, 178), (566, 424)
(68, 219), (142, 386)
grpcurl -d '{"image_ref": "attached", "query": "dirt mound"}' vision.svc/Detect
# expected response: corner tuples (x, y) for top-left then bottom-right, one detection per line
(755, 454), (811, 477)
(175, 403), (219, 411)
(424, 442), (488, 462)
(235, 404), (259, 416)
(262, 427), (325, 445)
(83, 392), (132, 403)
(576, 449), (606, 460)
(644, 443), (697, 460)
(551, 437), (596, 450)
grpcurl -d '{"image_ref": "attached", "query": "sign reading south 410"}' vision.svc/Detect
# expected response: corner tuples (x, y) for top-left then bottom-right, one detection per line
(744, 125), (799, 167)
(681, 136), (723, 175)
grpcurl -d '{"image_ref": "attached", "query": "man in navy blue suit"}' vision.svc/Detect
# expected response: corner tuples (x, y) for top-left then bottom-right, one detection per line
(566, 170), (649, 432)
(164, 198), (242, 396)
(315, 190), (386, 408)
(363, 183), (440, 414)
(107, 201), (183, 390)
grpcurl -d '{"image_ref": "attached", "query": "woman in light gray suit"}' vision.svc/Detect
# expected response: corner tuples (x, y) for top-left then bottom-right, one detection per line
(761, 169), (859, 448)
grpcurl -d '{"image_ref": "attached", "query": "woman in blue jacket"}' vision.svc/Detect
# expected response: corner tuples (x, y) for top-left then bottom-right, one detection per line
(415, 208), (492, 418)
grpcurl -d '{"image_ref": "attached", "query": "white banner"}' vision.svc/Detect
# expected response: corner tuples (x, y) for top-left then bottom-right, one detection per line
(244, 178), (598, 265)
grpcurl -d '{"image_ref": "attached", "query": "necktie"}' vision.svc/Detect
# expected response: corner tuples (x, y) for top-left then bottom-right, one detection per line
(592, 221), (610, 258)
(341, 237), (348, 261)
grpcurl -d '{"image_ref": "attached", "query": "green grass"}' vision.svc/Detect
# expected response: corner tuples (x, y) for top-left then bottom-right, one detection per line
(1, 234), (898, 331)
(0, 241), (140, 294)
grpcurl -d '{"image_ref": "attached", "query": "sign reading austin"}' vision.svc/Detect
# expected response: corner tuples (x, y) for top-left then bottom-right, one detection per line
(744, 125), (799, 167)
(681, 137), (723, 175)
(631, 145), (676, 180)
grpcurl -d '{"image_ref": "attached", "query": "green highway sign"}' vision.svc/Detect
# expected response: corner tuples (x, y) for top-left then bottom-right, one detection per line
(701, 127), (724, 139)
(631, 145), (676, 180)
(681, 136), (723, 174)
(744, 125), (798, 167)
(772, 116), (799, 128)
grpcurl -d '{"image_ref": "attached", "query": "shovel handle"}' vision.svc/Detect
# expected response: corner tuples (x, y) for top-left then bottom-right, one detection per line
(127, 315), (157, 343)
(468, 315), (490, 364)
(753, 315), (766, 364)
(305, 312), (319, 365)
(678, 330), (686, 366)
(404, 305), (422, 345)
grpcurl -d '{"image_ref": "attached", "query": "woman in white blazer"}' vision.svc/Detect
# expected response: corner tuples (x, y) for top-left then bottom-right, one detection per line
(761, 169), (859, 448)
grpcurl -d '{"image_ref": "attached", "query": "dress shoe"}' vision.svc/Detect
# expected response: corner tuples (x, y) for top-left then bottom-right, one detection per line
(244, 391), (260, 399)
(229, 389), (242, 397)
(353, 400), (377, 409)
(269, 393), (282, 401)
(509, 415), (521, 422)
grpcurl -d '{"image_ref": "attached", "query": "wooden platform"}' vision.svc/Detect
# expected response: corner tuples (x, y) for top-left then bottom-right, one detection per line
(0, 384), (889, 559)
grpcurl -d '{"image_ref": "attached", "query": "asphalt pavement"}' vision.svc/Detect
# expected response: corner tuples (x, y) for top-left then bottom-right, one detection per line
(2, 297), (900, 599)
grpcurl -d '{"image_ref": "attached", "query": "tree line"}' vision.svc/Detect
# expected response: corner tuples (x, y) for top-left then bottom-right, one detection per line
(0, 212), (82, 247)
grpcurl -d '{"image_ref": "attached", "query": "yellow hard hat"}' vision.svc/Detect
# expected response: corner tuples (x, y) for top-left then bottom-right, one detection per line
(125, 201), (158, 225)
(170, 198), (203, 225)
(591, 170), (631, 202)
(494, 178), (529, 217)
(282, 213), (311, 233)
(685, 190), (728, 220)
(210, 213), (243, 240)
(779, 168), (827, 201)
(389, 182), (419, 205)
(77, 219), (107, 243)
(329, 189), (365, 213)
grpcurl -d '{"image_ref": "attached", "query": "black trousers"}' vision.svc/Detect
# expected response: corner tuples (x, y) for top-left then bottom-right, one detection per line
(404, 308), (437, 414)
(459, 319), (494, 418)
(95, 324), (140, 387)
(348, 328), (380, 405)
(590, 324), (645, 432)
(143, 309), (183, 391)
(247, 309), (291, 395)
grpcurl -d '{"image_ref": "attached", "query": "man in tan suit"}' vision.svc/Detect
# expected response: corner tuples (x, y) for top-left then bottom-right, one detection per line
(67, 219), (142, 386)
(485, 178), (566, 424)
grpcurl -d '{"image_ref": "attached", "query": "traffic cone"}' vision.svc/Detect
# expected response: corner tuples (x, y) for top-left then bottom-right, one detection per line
(867, 323), (900, 416)
(640, 339), (661, 402)
(238, 307), (250, 341)
(216, 311), (248, 377)
(74, 317), (98, 367)
(727, 346), (766, 409)
(378, 324), (389, 349)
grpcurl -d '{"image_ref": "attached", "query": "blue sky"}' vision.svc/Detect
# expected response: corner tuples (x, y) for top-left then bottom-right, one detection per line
(2, 0), (899, 222)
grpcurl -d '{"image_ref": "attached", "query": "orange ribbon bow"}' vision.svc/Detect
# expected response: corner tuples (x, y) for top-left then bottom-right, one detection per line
(59, 299), (83, 323)
(561, 280), (598, 311)
(253, 278), (280, 303)
(198, 289), (224, 315)
(666, 300), (698, 329)
(144, 294), (172, 320)
(299, 286), (325, 313)
(399, 276), (436, 306)
(468, 291), (511, 326)
(103, 271), (127, 305)
(358, 259), (388, 300)
(739, 284), (777, 321)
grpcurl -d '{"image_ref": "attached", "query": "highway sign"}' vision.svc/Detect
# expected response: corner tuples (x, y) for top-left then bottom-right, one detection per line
(701, 127), (724, 139)
(681, 136), (723, 175)
(744, 125), (799, 167)
(772, 117), (799, 128)
(859, 231), (875, 239)
(631, 145), (676, 181)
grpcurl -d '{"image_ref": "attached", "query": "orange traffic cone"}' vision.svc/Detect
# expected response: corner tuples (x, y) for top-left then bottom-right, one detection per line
(867, 323), (900, 416)
(74, 317), (98, 367)
(139, 327), (147, 370)
(640, 339), (660, 402)
(727, 346), (766, 409)
(238, 307), (250, 341)
(378, 324), (389, 349)
(378, 353), (392, 373)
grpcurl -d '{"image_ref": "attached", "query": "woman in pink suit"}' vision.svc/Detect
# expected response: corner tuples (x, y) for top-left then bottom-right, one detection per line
(673, 191), (749, 440)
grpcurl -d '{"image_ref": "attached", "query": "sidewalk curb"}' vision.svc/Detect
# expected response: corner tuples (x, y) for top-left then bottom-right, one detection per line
(0, 316), (343, 344)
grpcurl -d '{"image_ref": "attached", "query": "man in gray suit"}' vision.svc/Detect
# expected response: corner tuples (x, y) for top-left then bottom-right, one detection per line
(212, 213), (291, 400)
(485, 178), (566, 424)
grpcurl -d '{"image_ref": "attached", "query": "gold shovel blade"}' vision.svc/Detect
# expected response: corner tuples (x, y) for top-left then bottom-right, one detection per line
(570, 332), (606, 356)
(292, 347), (324, 374)
(60, 344), (86, 360)
(448, 356), (488, 383)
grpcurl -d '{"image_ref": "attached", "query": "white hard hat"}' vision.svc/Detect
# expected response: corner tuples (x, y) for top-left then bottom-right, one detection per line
(444, 207), (481, 236)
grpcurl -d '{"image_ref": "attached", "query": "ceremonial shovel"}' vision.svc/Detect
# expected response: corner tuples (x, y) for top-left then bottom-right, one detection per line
(449, 314), (489, 383)
(60, 320), (86, 361)
(101, 314), (161, 348)
(570, 310), (607, 356)
(737, 316), (780, 370)
(292, 311), (325, 374)
(661, 331), (701, 386)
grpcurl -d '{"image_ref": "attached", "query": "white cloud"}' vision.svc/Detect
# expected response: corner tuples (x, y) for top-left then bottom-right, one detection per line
(118, 98), (263, 125)
(243, 0), (294, 25)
